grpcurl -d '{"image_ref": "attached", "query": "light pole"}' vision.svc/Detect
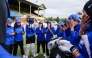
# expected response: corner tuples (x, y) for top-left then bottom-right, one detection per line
(30, 5), (32, 17)
(18, 1), (20, 14)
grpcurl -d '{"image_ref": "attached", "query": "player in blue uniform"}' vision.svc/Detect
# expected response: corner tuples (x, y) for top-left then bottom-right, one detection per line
(5, 18), (15, 54)
(61, 14), (81, 47)
(45, 21), (55, 58)
(55, 22), (64, 37)
(79, 0), (92, 58)
(61, 1), (92, 58)
(36, 22), (46, 57)
(25, 18), (37, 58)
(0, 0), (21, 58)
(13, 19), (25, 57)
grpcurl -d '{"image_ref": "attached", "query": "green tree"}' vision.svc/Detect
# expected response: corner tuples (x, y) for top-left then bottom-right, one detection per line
(46, 16), (67, 23)
(46, 17), (53, 21)
(60, 18), (67, 22)
(54, 16), (60, 22)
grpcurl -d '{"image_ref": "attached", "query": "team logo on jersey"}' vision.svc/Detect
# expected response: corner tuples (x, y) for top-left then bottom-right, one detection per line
(21, 29), (22, 31)
(12, 30), (14, 32)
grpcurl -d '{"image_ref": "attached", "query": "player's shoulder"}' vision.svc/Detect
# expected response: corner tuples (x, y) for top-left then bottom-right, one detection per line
(51, 26), (54, 29)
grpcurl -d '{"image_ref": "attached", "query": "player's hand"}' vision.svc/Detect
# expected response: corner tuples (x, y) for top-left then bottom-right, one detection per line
(22, 31), (25, 35)
(10, 32), (15, 36)
(69, 19), (75, 30)
(79, 15), (90, 36)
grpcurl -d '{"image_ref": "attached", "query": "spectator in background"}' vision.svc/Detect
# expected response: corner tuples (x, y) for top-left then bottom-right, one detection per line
(34, 19), (38, 28)
(45, 21), (55, 58)
(43, 20), (47, 28)
(36, 22), (46, 57)
(11, 17), (16, 27)
(5, 18), (15, 54)
(13, 19), (25, 58)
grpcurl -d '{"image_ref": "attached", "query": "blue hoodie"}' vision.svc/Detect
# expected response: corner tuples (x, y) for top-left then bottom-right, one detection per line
(6, 26), (14, 45)
(65, 28), (71, 37)
(87, 32), (92, 58)
(77, 55), (84, 58)
(69, 23), (81, 46)
(0, 45), (21, 58)
(64, 23), (89, 58)
(63, 23), (81, 46)
(45, 27), (55, 41)
(55, 27), (63, 37)
(26, 24), (35, 37)
(78, 43), (89, 58)
(14, 26), (24, 41)
(69, 24), (92, 58)
(36, 27), (46, 41)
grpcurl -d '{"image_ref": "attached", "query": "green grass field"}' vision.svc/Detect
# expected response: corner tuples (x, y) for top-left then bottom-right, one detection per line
(17, 34), (57, 58)
(17, 35), (44, 58)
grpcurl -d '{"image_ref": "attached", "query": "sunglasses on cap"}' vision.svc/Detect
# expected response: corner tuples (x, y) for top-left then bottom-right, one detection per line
(68, 17), (72, 20)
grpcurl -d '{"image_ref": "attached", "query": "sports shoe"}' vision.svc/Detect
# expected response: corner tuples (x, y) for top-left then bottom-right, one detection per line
(43, 53), (46, 57)
(35, 53), (38, 56)
(25, 54), (28, 58)
(45, 55), (48, 58)
(23, 55), (26, 58)
(33, 54), (37, 57)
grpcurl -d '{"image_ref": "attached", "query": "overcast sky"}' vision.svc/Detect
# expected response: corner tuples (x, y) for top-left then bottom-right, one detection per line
(27, 0), (88, 18)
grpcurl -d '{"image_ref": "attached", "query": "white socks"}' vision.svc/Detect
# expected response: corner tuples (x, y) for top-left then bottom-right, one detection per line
(25, 43), (37, 58)
(31, 43), (36, 57)
(25, 44), (30, 58)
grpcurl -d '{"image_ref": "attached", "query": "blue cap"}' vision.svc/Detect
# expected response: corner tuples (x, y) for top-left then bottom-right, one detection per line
(16, 18), (21, 23)
(28, 18), (34, 24)
(69, 14), (80, 21)
(7, 18), (12, 23)
(58, 22), (64, 26)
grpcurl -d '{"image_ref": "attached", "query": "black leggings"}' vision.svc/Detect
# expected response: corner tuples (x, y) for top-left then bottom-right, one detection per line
(37, 40), (45, 53)
(26, 35), (35, 44)
(50, 48), (65, 58)
(50, 48), (74, 58)
(46, 41), (49, 56)
(13, 40), (24, 56)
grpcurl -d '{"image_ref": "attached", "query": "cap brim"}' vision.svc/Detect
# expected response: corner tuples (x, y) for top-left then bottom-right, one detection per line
(58, 24), (61, 26)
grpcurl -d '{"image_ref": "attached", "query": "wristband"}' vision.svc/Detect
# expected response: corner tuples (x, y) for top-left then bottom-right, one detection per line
(70, 46), (78, 54)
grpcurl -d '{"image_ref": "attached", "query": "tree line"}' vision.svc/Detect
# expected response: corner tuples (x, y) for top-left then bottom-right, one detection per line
(45, 16), (67, 23)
